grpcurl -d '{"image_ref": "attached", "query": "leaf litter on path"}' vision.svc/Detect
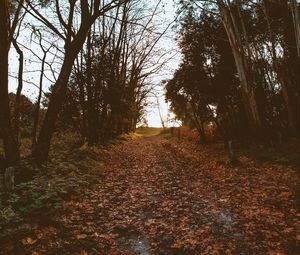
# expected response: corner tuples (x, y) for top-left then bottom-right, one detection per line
(1, 136), (299, 254)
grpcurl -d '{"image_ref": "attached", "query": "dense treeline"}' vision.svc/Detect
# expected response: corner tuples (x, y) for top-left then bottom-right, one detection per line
(166, 0), (299, 146)
(0, 0), (168, 168)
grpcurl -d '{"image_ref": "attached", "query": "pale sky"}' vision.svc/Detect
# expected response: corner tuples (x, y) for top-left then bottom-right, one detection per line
(8, 0), (181, 128)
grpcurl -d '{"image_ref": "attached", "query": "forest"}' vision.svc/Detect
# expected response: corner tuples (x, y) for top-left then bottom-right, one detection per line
(0, 0), (299, 254)
(166, 0), (299, 147)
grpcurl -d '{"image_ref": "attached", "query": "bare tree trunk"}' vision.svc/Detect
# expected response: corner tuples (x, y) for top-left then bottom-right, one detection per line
(32, 47), (80, 164)
(11, 38), (24, 145)
(190, 101), (207, 144)
(30, 1), (127, 163)
(290, 0), (300, 58)
(217, 0), (262, 137)
(156, 94), (165, 129)
(0, 1), (20, 166)
(32, 48), (47, 150)
(227, 140), (239, 165)
(86, 29), (99, 146)
(75, 52), (88, 138)
(281, 0), (300, 131)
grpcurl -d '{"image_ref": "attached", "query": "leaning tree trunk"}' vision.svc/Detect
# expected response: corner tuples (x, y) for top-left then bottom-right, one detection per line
(86, 29), (99, 146)
(287, 0), (300, 131)
(0, 1), (20, 166)
(32, 46), (81, 164)
(32, 48), (47, 150)
(32, 11), (101, 163)
(31, 0), (126, 164)
(217, 0), (262, 138)
(31, 1), (126, 164)
(12, 38), (24, 145)
(290, 0), (300, 58)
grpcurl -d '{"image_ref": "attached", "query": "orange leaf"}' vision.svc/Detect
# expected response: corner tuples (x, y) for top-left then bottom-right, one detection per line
(20, 237), (37, 245)
(76, 234), (88, 240)
(148, 227), (157, 236)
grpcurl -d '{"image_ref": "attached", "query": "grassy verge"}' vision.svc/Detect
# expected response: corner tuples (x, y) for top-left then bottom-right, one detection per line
(135, 127), (163, 137)
(0, 129), (148, 236)
(0, 133), (105, 236)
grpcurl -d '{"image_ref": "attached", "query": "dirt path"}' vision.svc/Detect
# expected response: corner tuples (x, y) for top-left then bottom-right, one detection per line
(4, 136), (300, 254)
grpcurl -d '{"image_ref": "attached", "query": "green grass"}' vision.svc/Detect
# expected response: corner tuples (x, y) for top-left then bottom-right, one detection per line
(135, 127), (164, 137)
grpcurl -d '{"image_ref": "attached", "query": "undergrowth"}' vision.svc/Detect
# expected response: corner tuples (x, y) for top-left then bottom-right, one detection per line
(162, 127), (299, 167)
(0, 130), (144, 235)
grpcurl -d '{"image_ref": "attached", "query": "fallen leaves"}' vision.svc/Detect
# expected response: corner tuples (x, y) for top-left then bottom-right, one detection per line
(2, 136), (299, 254)
(76, 234), (88, 240)
(31, 252), (42, 255)
(20, 237), (37, 245)
(56, 137), (300, 254)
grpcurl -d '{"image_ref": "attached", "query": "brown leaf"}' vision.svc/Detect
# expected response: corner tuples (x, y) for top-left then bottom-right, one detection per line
(148, 226), (157, 236)
(268, 251), (285, 255)
(32, 252), (42, 255)
(20, 237), (37, 245)
(76, 234), (88, 240)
